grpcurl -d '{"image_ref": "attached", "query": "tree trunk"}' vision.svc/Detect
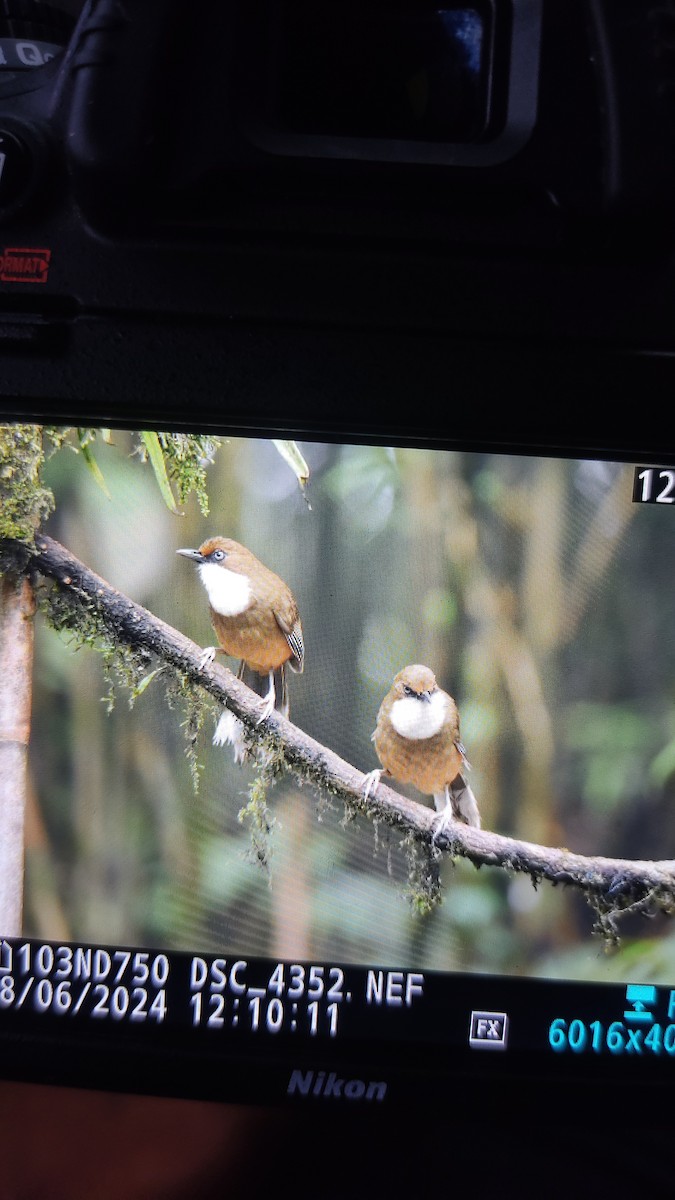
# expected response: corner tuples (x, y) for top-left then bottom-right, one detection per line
(0, 573), (35, 935)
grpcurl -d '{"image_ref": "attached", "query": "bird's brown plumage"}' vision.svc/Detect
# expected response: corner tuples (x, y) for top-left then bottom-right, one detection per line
(373, 664), (463, 795)
(177, 536), (304, 731)
(368, 664), (480, 830)
(198, 537), (304, 677)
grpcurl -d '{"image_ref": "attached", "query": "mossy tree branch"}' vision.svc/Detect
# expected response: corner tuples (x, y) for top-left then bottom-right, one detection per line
(6, 533), (675, 939)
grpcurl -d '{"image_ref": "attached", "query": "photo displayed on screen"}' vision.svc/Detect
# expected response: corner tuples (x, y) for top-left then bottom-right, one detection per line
(1, 425), (673, 988)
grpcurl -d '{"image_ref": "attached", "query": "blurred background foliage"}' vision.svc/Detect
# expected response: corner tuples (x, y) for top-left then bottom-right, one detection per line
(20, 430), (675, 984)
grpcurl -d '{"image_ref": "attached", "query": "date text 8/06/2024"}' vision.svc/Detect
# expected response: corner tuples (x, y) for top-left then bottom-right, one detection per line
(0, 941), (426, 1040)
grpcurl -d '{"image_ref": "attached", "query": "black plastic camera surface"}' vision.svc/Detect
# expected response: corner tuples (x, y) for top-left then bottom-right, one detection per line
(0, 1), (673, 444)
(1, 1), (674, 237)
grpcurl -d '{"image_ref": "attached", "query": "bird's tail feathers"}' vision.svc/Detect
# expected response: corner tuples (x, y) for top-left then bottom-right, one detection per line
(238, 662), (290, 719)
(434, 775), (481, 829)
(215, 661), (291, 766)
(451, 775), (481, 828)
(276, 665), (290, 718)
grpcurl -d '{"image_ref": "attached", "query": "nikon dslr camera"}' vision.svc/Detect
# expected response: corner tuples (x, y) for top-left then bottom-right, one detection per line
(1, 1), (675, 1129)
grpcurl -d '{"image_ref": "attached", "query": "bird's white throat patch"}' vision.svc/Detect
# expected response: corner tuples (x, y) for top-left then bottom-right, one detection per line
(198, 562), (251, 616)
(390, 691), (446, 740)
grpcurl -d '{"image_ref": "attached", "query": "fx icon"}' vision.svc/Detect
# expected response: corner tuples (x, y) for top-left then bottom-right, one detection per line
(469, 1010), (509, 1050)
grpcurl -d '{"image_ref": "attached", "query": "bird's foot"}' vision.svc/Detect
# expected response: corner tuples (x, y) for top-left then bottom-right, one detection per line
(257, 675), (276, 725)
(198, 646), (217, 671)
(362, 769), (383, 801)
(432, 804), (456, 845)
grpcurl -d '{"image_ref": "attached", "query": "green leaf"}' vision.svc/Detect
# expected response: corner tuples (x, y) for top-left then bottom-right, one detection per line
(133, 668), (162, 698)
(272, 439), (311, 507)
(140, 430), (178, 513)
(77, 428), (111, 500)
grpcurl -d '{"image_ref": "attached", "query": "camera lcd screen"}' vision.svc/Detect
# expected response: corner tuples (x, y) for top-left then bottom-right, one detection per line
(3, 427), (672, 976)
(2, 424), (675, 1098)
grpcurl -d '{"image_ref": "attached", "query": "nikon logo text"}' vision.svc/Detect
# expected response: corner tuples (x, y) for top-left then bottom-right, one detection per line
(287, 1069), (387, 1102)
(0, 247), (51, 283)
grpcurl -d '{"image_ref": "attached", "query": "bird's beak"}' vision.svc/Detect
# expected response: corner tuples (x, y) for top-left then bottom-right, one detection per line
(176, 548), (204, 562)
(420, 690), (432, 703)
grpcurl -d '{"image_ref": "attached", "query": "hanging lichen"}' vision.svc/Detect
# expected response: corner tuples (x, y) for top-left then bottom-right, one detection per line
(238, 764), (279, 877)
(402, 830), (443, 915)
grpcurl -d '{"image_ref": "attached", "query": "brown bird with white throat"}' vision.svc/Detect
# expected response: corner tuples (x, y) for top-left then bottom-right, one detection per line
(363, 664), (480, 838)
(177, 537), (304, 759)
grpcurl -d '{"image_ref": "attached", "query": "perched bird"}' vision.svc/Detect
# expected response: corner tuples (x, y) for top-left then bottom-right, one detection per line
(177, 537), (304, 759)
(363, 664), (480, 837)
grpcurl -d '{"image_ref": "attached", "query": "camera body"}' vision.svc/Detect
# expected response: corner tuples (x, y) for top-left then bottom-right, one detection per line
(0, 0), (674, 444)
(2, 2), (675, 1133)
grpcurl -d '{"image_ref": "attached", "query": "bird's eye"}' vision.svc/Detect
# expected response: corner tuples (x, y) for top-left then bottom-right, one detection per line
(212, 549), (225, 561)
(403, 685), (416, 697)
